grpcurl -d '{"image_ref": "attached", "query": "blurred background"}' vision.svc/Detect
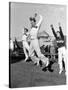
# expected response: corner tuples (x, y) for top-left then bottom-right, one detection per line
(10, 2), (66, 41)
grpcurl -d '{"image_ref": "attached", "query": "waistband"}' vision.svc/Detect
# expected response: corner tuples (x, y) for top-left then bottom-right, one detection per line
(31, 38), (38, 40)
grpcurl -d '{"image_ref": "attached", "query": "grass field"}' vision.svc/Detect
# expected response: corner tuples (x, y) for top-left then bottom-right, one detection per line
(10, 59), (66, 88)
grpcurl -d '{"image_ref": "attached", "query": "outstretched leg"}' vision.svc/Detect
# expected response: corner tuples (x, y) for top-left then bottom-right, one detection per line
(32, 39), (49, 66)
(58, 48), (63, 74)
(23, 41), (29, 61)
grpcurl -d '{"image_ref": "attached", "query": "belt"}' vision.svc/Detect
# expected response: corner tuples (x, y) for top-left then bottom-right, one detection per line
(22, 40), (26, 41)
(31, 38), (37, 40)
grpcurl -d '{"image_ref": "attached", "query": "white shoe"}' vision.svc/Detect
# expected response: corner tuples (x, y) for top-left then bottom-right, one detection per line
(34, 61), (39, 66)
(46, 60), (49, 67)
(59, 69), (63, 74)
(33, 61), (39, 66)
(24, 57), (28, 62)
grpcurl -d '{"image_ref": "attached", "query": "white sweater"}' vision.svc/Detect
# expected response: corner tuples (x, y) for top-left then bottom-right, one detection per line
(30, 15), (43, 39)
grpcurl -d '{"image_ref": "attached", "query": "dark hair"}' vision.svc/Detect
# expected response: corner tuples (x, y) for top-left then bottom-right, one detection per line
(56, 31), (60, 33)
(24, 28), (28, 32)
(29, 17), (36, 22)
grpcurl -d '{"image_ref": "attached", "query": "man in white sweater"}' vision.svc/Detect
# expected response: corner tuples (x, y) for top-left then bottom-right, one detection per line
(29, 13), (49, 66)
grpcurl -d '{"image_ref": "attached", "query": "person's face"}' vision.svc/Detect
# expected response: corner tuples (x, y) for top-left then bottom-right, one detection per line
(24, 29), (27, 34)
(56, 32), (60, 37)
(31, 20), (36, 27)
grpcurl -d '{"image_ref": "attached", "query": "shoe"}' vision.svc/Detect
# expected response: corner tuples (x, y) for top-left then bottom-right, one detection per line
(59, 69), (63, 74)
(39, 60), (43, 67)
(48, 68), (54, 72)
(36, 61), (39, 66)
(42, 67), (48, 72)
(26, 57), (32, 62)
(46, 60), (49, 67)
(24, 57), (28, 62)
(34, 63), (37, 65)
(34, 61), (39, 66)
(47, 61), (54, 72)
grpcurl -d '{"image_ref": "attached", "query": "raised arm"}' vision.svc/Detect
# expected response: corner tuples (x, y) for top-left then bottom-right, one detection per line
(50, 25), (57, 39)
(58, 23), (64, 40)
(36, 15), (43, 28)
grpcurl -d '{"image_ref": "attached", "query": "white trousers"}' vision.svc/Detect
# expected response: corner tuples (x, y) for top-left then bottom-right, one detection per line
(58, 46), (66, 72)
(23, 41), (29, 59)
(29, 39), (48, 64)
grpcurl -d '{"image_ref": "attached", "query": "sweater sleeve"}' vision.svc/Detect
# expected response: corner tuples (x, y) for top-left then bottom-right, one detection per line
(36, 15), (43, 28)
(51, 27), (57, 39)
(59, 26), (64, 40)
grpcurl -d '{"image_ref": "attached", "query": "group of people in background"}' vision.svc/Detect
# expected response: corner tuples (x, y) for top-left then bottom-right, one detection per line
(10, 13), (66, 75)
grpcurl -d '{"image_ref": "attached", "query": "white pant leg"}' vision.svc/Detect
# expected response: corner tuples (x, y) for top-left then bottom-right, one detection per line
(23, 47), (28, 59)
(29, 41), (34, 57)
(23, 41), (29, 51)
(62, 47), (66, 72)
(29, 40), (39, 64)
(31, 39), (42, 57)
(31, 39), (49, 65)
(23, 41), (29, 59)
(58, 47), (64, 71)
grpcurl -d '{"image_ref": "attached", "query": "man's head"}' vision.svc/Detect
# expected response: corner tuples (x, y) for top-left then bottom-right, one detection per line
(56, 31), (60, 37)
(24, 28), (28, 34)
(29, 17), (36, 27)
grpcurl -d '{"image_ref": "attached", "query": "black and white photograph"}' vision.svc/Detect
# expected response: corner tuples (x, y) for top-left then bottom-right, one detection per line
(9, 2), (67, 88)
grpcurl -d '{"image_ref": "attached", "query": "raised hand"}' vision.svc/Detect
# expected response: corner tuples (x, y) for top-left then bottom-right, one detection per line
(34, 13), (37, 17)
(50, 24), (53, 28)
